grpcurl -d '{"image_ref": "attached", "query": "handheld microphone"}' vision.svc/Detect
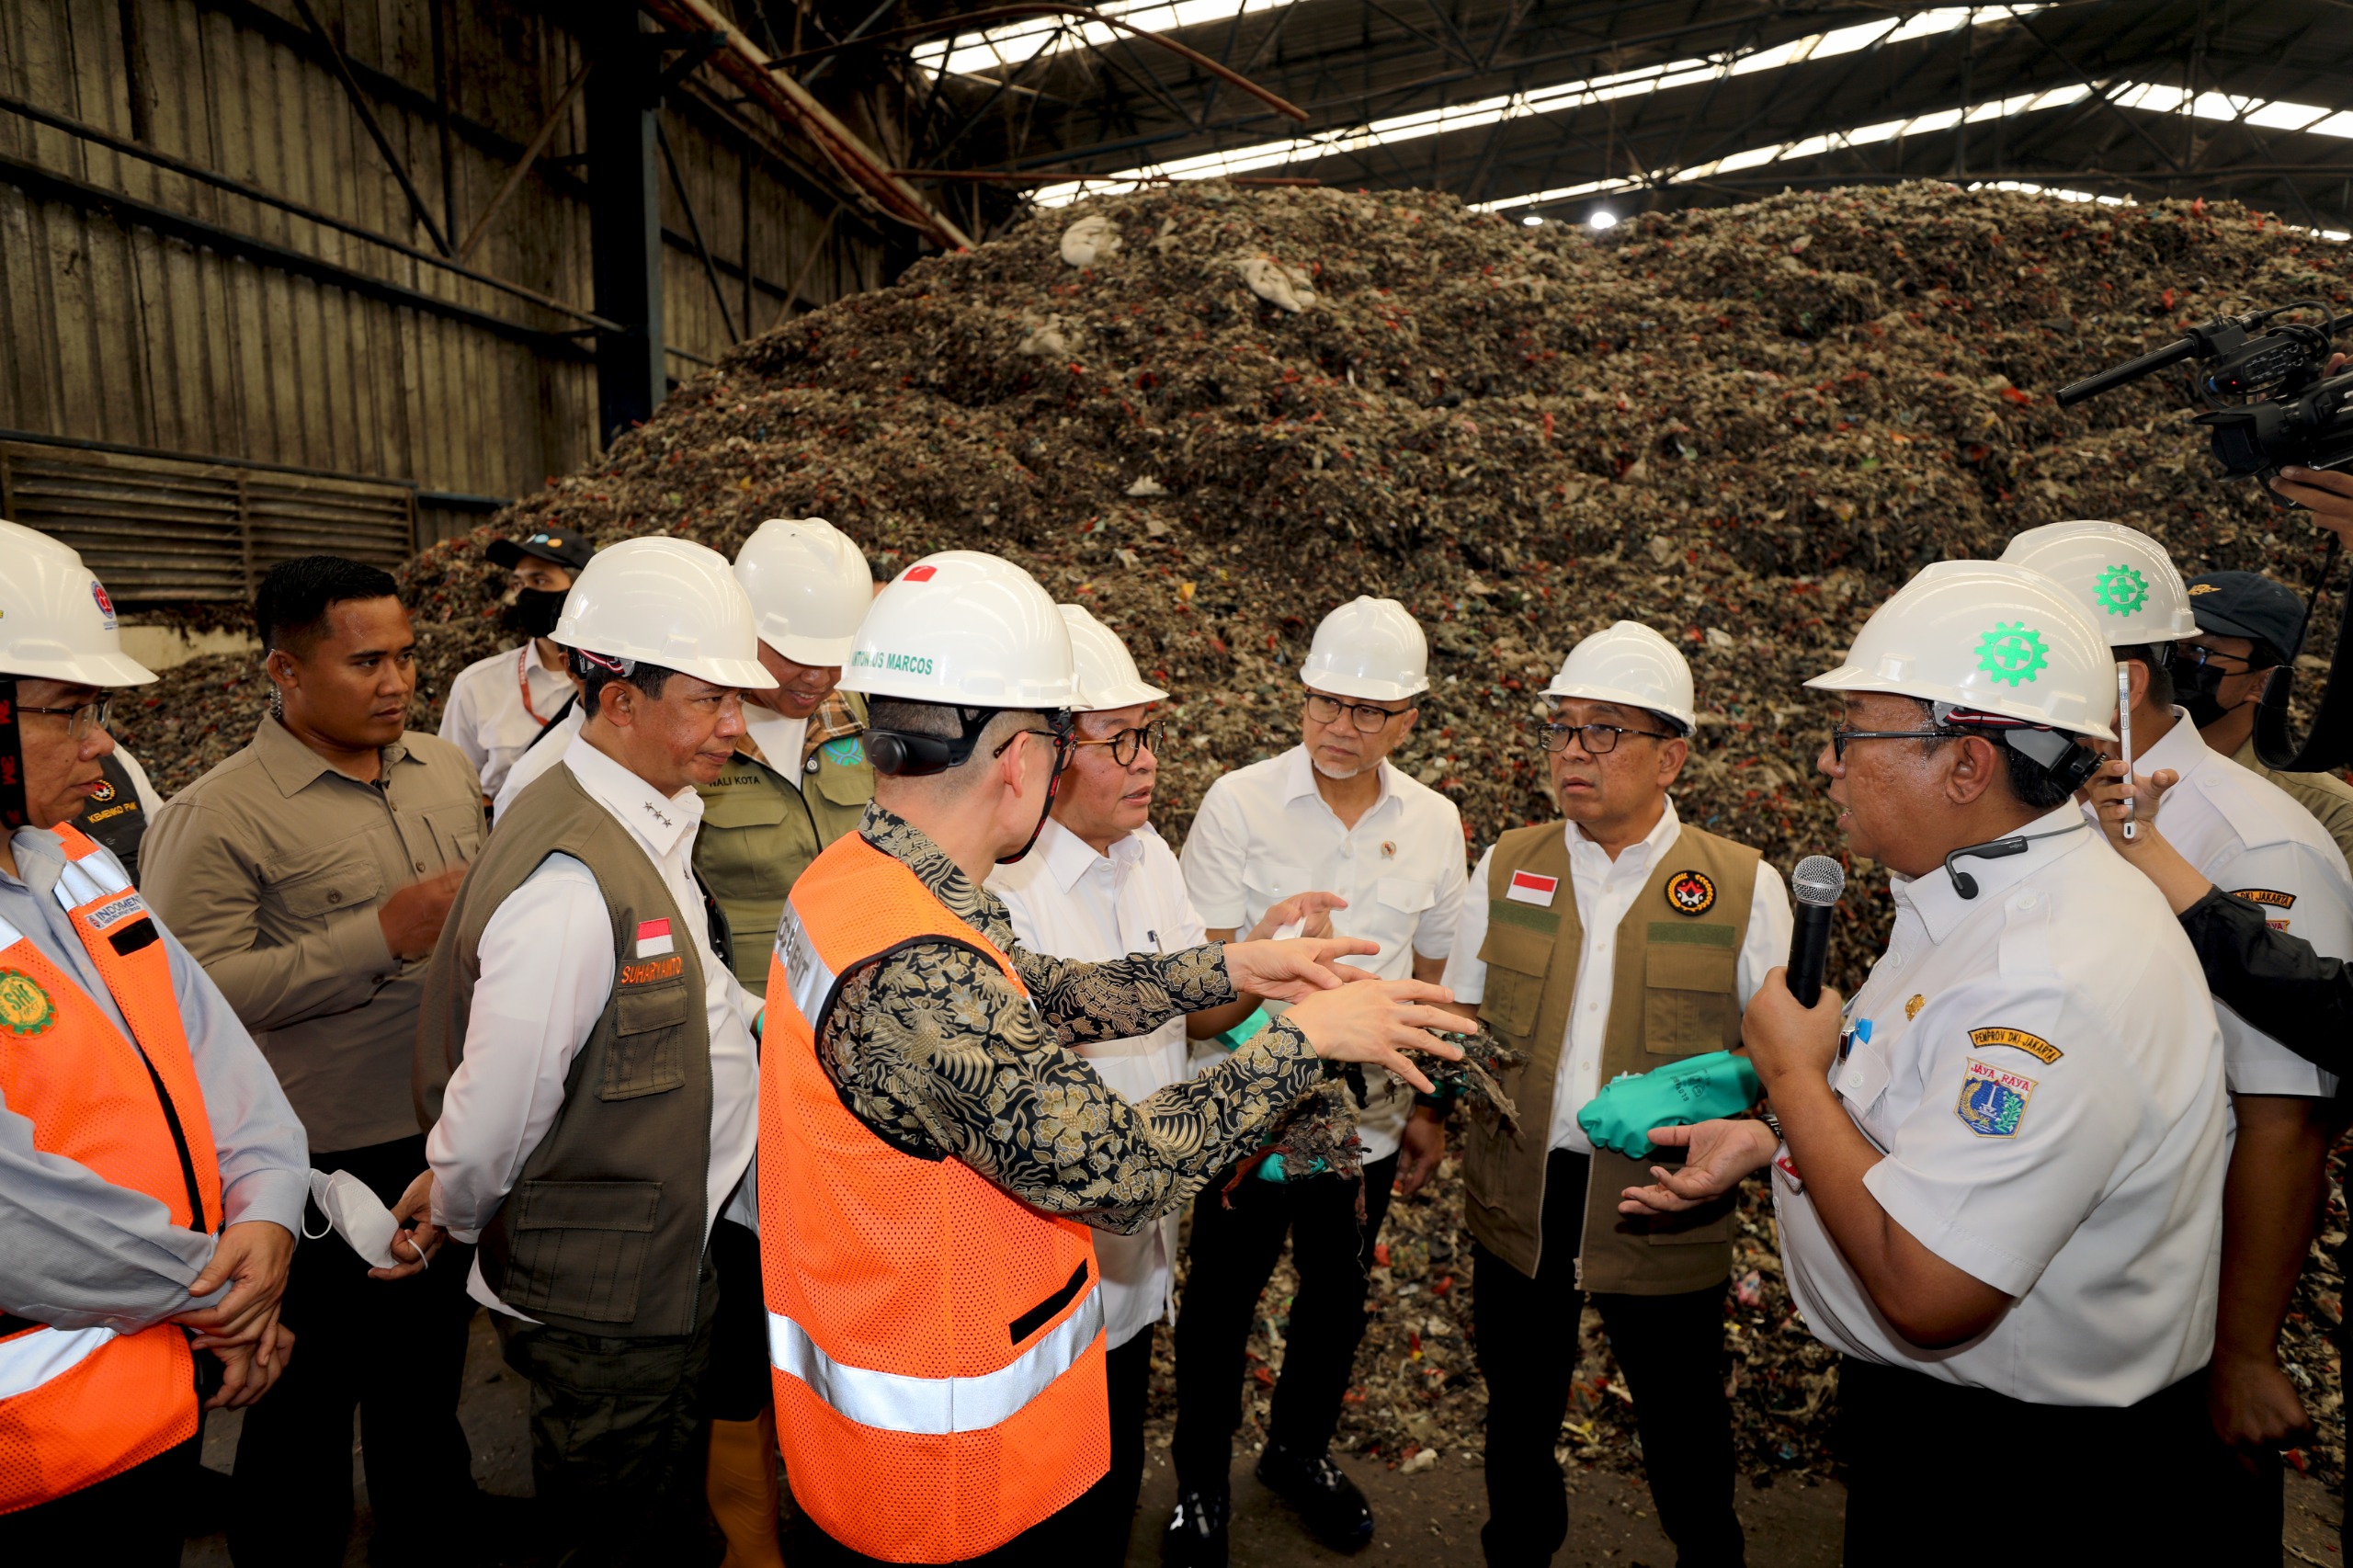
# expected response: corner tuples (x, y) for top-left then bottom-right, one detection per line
(1787, 856), (1845, 1007)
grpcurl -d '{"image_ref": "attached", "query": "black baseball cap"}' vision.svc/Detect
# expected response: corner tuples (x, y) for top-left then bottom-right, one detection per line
(487, 528), (593, 574)
(2184, 571), (2305, 667)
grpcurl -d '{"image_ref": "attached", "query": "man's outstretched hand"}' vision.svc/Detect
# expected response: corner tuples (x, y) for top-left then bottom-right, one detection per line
(1616, 1119), (1779, 1217)
(1284, 977), (1462, 1096)
(176, 1221), (295, 1348)
(1224, 935), (1381, 1002)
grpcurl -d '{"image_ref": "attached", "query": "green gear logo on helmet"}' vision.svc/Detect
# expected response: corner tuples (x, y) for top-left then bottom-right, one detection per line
(1975, 623), (2050, 687)
(2091, 564), (2149, 617)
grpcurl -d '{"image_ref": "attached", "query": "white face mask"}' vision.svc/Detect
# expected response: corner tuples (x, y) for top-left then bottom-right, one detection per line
(305, 1168), (403, 1268)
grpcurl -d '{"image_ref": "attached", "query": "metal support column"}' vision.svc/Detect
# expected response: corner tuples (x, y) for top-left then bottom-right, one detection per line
(585, 1), (666, 444)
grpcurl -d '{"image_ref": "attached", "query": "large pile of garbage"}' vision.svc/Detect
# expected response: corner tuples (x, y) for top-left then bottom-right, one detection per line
(117, 178), (2350, 1484)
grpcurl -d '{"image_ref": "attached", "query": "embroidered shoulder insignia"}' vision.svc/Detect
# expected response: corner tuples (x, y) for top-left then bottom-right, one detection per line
(1665, 869), (1717, 916)
(2232, 888), (2295, 910)
(0, 971), (57, 1036)
(1956, 1059), (2037, 1137)
(822, 737), (866, 768)
(1967, 1025), (2062, 1065)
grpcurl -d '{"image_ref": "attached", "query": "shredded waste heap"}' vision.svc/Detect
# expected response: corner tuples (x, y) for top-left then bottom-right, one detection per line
(120, 179), (2348, 1490)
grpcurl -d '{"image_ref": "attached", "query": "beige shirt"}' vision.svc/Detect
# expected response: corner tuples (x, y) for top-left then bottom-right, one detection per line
(144, 717), (484, 1153)
(2232, 735), (2353, 877)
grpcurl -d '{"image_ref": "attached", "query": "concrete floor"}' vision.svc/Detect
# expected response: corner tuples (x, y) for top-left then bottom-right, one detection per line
(180, 1311), (2346, 1567)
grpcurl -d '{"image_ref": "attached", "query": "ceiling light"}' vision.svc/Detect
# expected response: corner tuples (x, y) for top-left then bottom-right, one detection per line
(1587, 210), (1619, 231)
(1522, 214), (1543, 226)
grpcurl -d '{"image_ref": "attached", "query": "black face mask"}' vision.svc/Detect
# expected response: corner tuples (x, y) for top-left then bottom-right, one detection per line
(504, 588), (566, 640)
(2174, 655), (2233, 731)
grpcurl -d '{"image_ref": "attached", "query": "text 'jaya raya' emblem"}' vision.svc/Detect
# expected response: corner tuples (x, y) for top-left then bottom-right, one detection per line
(2092, 563), (2149, 617)
(1974, 622), (2049, 687)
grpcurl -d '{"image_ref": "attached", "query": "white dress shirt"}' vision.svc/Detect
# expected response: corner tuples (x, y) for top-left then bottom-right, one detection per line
(1775, 808), (2230, 1405)
(989, 816), (1208, 1347)
(491, 703), (585, 819)
(2126, 709), (2353, 1097)
(1180, 745), (1467, 1162)
(1441, 798), (1792, 1152)
(743, 710), (808, 778)
(428, 733), (762, 1316)
(440, 642), (574, 800)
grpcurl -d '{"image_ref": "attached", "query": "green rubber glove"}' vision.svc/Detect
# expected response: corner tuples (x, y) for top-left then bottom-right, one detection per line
(1214, 1006), (1273, 1053)
(1575, 1051), (1763, 1161)
(1256, 1152), (1330, 1184)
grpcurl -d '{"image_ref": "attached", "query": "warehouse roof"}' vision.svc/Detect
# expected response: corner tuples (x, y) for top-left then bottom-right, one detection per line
(884, 1), (2353, 231)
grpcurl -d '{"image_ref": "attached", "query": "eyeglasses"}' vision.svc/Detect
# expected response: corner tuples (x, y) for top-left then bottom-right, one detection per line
(1070, 719), (1167, 767)
(15, 697), (112, 741)
(993, 714), (1077, 767)
(1828, 726), (1956, 763)
(1304, 694), (1416, 733)
(2173, 642), (2259, 676)
(1531, 719), (1678, 756)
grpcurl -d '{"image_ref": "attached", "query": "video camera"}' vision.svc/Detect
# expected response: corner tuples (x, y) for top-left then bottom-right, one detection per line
(2057, 301), (2353, 770)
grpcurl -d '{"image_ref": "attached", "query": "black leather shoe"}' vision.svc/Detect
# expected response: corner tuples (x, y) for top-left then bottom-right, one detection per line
(1161, 1483), (1231, 1567)
(1256, 1439), (1375, 1551)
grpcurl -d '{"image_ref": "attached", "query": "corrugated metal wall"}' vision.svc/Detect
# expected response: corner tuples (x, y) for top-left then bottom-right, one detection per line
(0, 0), (892, 595)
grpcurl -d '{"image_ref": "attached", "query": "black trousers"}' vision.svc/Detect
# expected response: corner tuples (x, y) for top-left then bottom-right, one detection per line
(1170, 1151), (1399, 1490)
(494, 1255), (719, 1568)
(1097, 1325), (1156, 1567)
(703, 1217), (770, 1423)
(1838, 1357), (2216, 1566)
(229, 1134), (478, 1568)
(0, 1433), (199, 1568)
(1470, 1149), (1743, 1568)
(789, 1472), (1117, 1567)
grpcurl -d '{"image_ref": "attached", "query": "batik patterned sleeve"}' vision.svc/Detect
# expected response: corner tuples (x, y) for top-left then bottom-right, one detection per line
(1006, 938), (1239, 1045)
(814, 939), (1317, 1233)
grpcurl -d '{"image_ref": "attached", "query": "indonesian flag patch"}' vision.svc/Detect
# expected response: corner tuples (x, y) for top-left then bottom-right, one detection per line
(634, 918), (675, 958)
(1506, 869), (1559, 907)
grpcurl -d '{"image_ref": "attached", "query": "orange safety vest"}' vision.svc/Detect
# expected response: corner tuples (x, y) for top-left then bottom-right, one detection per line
(0, 825), (222, 1514)
(761, 833), (1107, 1562)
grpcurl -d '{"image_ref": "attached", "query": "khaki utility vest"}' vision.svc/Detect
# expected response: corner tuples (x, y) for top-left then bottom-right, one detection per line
(417, 765), (714, 1336)
(696, 695), (873, 992)
(1462, 818), (1758, 1291)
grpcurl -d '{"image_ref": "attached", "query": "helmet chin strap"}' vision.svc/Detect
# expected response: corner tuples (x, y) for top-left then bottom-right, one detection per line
(0, 679), (28, 834)
(997, 711), (1074, 866)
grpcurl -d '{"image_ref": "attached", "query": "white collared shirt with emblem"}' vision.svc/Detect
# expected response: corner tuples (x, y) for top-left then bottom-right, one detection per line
(1441, 797), (1792, 1152)
(428, 732), (763, 1316)
(440, 642), (575, 800)
(1179, 744), (1467, 1162)
(491, 701), (585, 819)
(988, 815), (1209, 1348)
(2125, 708), (2353, 1096)
(1774, 807), (2230, 1405)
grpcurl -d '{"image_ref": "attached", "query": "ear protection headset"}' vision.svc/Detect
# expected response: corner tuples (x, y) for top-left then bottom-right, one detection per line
(1929, 701), (2107, 795)
(866, 706), (1077, 864)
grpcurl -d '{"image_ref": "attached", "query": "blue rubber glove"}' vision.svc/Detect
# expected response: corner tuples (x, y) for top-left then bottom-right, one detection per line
(1575, 1051), (1763, 1161)
(1256, 1152), (1331, 1184)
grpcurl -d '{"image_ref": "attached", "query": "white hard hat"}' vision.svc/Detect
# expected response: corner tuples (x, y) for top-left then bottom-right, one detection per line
(1301, 597), (1428, 701)
(1061, 605), (1166, 710)
(1542, 620), (1695, 733)
(551, 536), (777, 690)
(839, 551), (1075, 708)
(733, 517), (872, 666)
(0, 519), (156, 687)
(1998, 520), (2199, 646)
(1807, 560), (2118, 741)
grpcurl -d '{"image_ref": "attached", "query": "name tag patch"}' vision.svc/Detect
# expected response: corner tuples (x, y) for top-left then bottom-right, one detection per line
(634, 918), (675, 958)
(2233, 888), (2295, 910)
(1956, 1058), (2037, 1138)
(1967, 1025), (2063, 1065)
(85, 892), (147, 933)
(620, 953), (685, 986)
(1506, 869), (1559, 907)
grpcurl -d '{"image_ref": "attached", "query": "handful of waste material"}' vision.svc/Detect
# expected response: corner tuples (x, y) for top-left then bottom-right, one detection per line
(1575, 1051), (1763, 1162)
(1228, 1028), (1526, 1207)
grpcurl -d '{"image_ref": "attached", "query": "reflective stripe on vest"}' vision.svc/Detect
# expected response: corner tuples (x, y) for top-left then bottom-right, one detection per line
(767, 1285), (1103, 1437)
(773, 905), (835, 1027)
(0, 1326), (113, 1402)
